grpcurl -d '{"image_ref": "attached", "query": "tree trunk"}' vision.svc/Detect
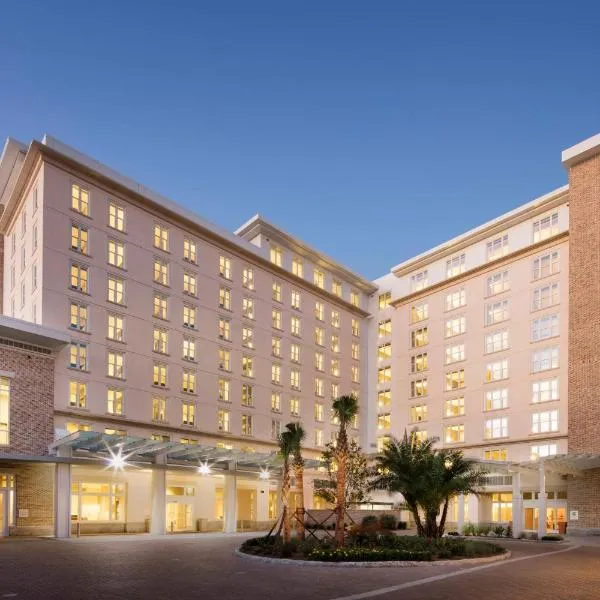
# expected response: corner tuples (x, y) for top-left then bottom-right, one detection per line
(294, 462), (305, 541)
(438, 498), (450, 538)
(407, 501), (425, 537)
(282, 457), (291, 544)
(424, 510), (439, 538)
(335, 451), (346, 547)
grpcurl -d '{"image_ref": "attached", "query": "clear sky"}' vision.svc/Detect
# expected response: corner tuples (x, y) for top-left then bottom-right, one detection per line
(1, 1), (599, 279)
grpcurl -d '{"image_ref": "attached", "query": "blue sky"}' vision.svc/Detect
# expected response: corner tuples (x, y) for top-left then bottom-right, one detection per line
(1, 1), (599, 279)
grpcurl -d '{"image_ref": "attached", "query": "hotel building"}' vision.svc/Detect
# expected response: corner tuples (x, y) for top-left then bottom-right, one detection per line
(0, 130), (599, 537)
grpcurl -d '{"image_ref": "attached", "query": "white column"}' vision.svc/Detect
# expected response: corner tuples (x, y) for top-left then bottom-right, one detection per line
(54, 446), (72, 539)
(537, 461), (547, 539)
(150, 453), (167, 535)
(468, 493), (479, 524)
(256, 480), (270, 524)
(223, 462), (237, 533)
(457, 493), (465, 533)
(512, 470), (523, 538)
(303, 475), (314, 510)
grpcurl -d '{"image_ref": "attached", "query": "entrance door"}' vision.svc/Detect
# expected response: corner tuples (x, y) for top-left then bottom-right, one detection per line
(166, 502), (193, 532)
(0, 492), (6, 537)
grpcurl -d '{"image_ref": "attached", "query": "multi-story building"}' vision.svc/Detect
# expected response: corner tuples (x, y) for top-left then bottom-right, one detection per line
(0, 129), (599, 538)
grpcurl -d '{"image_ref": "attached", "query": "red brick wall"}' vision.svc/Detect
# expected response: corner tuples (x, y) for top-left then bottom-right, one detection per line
(0, 344), (56, 456)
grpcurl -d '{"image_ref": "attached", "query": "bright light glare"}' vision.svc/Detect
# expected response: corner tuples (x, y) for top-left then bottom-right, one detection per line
(105, 445), (130, 472)
(198, 461), (212, 476)
(259, 467), (270, 480)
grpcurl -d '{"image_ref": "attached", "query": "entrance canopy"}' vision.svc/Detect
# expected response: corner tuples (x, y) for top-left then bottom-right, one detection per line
(50, 431), (319, 476)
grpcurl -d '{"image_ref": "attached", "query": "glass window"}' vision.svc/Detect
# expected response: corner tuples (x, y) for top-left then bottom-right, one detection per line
(378, 343), (392, 361)
(218, 378), (230, 402)
(71, 481), (126, 522)
(241, 414), (254, 436)
(445, 424), (465, 444)
(108, 240), (125, 268)
(484, 448), (507, 461)
(332, 280), (342, 297)
(485, 388), (508, 411)
(531, 314), (559, 342)
(154, 224), (169, 251)
(411, 353), (428, 373)
(411, 303), (428, 322)
(108, 202), (125, 231)
(445, 289), (466, 311)
(69, 342), (88, 370)
(183, 238), (197, 263)
(219, 287), (231, 310)
(107, 276), (124, 305)
(219, 349), (231, 371)
(182, 370), (196, 394)
(68, 380), (87, 409)
(533, 251), (559, 280)
(71, 183), (89, 216)
(292, 257), (304, 278)
(445, 316), (466, 338)
(485, 417), (508, 439)
(183, 304), (197, 329)
(270, 246), (282, 267)
(485, 359), (508, 382)
(486, 271), (509, 296)
(242, 267), (254, 290)
(486, 234), (508, 261)
(532, 410), (559, 433)
(107, 351), (124, 379)
(410, 404), (427, 423)
(445, 369), (465, 390)
(315, 302), (325, 321)
(411, 327), (428, 348)
(445, 344), (465, 364)
(532, 378), (559, 403)
(530, 444), (557, 460)
(485, 330), (509, 353)
(71, 224), (88, 254)
(107, 388), (124, 415)
(446, 254), (466, 278)
(107, 313), (124, 342)
(378, 319), (392, 337)
(218, 409), (230, 432)
(241, 383), (254, 406)
(70, 264), (89, 293)
(153, 294), (168, 319)
(532, 212), (559, 242)
(153, 259), (168, 285)
(379, 291), (392, 309)
(410, 377), (427, 397)
(183, 272), (197, 296)
(444, 397), (465, 417)
(485, 300), (509, 326)
(532, 282), (559, 311)
(532, 347), (559, 373)
(291, 290), (301, 310)
(410, 270), (428, 292)
(313, 270), (325, 289)
(153, 363), (167, 387)
(70, 302), (88, 332)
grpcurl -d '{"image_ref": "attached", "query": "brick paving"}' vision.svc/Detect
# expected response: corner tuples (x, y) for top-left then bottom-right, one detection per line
(0, 534), (598, 600)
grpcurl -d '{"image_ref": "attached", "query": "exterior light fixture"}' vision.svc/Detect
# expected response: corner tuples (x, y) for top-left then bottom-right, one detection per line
(105, 445), (130, 472)
(198, 461), (212, 476)
(259, 467), (270, 480)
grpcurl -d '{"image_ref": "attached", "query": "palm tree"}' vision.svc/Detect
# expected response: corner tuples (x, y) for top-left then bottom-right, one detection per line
(370, 431), (487, 538)
(285, 422), (306, 541)
(331, 394), (359, 546)
(277, 429), (294, 543)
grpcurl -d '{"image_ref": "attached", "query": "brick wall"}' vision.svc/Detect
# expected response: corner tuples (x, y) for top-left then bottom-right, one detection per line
(567, 469), (600, 533)
(0, 235), (4, 314)
(10, 463), (55, 536)
(0, 344), (56, 456)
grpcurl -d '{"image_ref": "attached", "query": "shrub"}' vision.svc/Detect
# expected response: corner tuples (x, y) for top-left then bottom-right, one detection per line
(361, 515), (379, 527)
(505, 524), (513, 538)
(462, 522), (476, 536)
(519, 531), (539, 541)
(379, 514), (398, 530)
(447, 530), (460, 536)
(493, 525), (505, 538)
(476, 524), (492, 537)
(308, 547), (433, 562)
(397, 521), (408, 530)
(541, 534), (563, 541)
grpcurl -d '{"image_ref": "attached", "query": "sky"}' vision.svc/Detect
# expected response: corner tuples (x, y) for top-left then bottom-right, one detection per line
(1, 1), (599, 280)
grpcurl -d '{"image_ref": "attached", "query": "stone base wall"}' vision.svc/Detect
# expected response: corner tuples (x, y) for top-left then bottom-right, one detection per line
(567, 469), (600, 532)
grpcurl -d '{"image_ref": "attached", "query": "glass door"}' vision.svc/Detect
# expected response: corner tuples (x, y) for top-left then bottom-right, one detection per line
(0, 491), (6, 537)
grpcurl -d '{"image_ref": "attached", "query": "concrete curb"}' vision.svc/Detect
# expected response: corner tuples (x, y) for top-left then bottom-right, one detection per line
(234, 548), (511, 568)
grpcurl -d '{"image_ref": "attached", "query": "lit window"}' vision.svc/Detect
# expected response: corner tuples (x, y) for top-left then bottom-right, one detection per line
(378, 343), (392, 360)
(272, 337), (281, 358)
(107, 313), (124, 342)
(108, 240), (125, 268)
(378, 319), (392, 337)
(271, 392), (281, 412)
(242, 297), (255, 319)
(290, 397), (300, 416)
(445, 344), (465, 364)
(107, 275), (124, 305)
(330, 334), (339, 353)
(411, 353), (428, 373)
(351, 342), (360, 360)
(183, 238), (197, 263)
(182, 402), (195, 426)
(532, 378), (559, 403)
(485, 360), (508, 382)
(107, 351), (124, 379)
(272, 282), (282, 302)
(313, 270), (324, 289)
(272, 308), (282, 330)
(290, 343), (300, 363)
(351, 319), (360, 337)
(485, 330), (509, 354)
(485, 417), (508, 439)
(71, 224), (88, 254)
(314, 352), (324, 372)
(69, 380), (87, 408)
(219, 287), (231, 310)
(379, 292), (392, 309)
(533, 251), (559, 280)
(531, 314), (559, 342)
(315, 401), (324, 421)
(241, 414), (254, 436)
(532, 347), (559, 373)
(218, 409), (230, 432)
(410, 270), (428, 292)
(242, 355), (254, 377)
(270, 246), (282, 267)
(241, 384), (254, 406)
(153, 363), (167, 387)
(532, 212), (559, 243)
(183, 337), (196, 361)
(107, 388), (124, 415)
(410, 378), (427, 397)
(485, 300), (509, 326)
(485, 389), (508, 411)
(153, 294), (168, 319)
(218, 378), (230, 402)
(532, 410), (558, 433)
(446, 254), (466, 278)
(484, 448), (507, 461)
(445, 424), (464, 444)
(377, 413), (391, 429)
(530, 444), (557, 460)
(290, 369), (300, 390)
(271, 363), (281, 385)
(108, 202), (125, 231)
(271, 419), (281, 440)
(154, 224), (169, 251)
(314, 327), (324, 346)
(315, 302), (325, 321)
(70, 302), (88, 332)
(411, 303), (428, 322)
(182, 370), (196, 394)
(486, 234), (508, 261)
(332, 280), (342, 297)
(70, 264), (89, 293)
(69, 342), (88, 370)
(153, 259), (168, 285)
(410, 404), (428, 422)
(445, 316), (466, 338)
(491, 493), (512, 522)
(314, 429), (323, 447)
(486, 271), (509, 296)
(351, 365), (359, 383)
(219, 348), (231, 371)
(183, 272), (197, 296)
(412, 430), (427, 444)
(350, 291), (360, 307)
(410, 327), (428, 348)
(532, 282), (559, 311)
(183, 304), (196, 329)
(242, 326), (254, 348)
(242, 266), (254, 290)
(445, 369), (465, 390)
(291, 290), (301, 310)
(330, 310), (340, 328)
(444, 397), (464, 417)
(71, 183), (89, 216)
(291, 315), (301, 337)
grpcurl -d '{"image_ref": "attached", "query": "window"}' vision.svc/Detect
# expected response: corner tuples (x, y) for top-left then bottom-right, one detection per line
(242, 355), (254, 377)
(486, 234), (508, 261)
(379, 291), (392, 309)
(315, 302), (325, 321)
(291, 290), (301, 310)
(410, 378), (427, 397)
(218, 378), (230, 402)
(272, 308), (282, 330)
(332, 280), (342, 297)
(410, 270), (428, 292)
(182, 370), (196, 394)
(290, 343), (300, 363)
(242, 266), (254, 290)
(532, 282), (559, 311)
(70, 264), (89, 293)
(412, 430), (427, 444)
(486, 271), (509, 297)
(445, 369), (465, 390)
(291, 315), (301, 337)
(241, 384), (254, 406)
(107, 389), (124, 415)
(411, 327), (428, 348)
(182, 402), (195, 426)
(314, 429), (323, 447)
(241, 414), (254, 436)
(70, 302), (88, 332)
(153, 294), (168, 320)
(69, 342), (88, 370)
(485, 330), (509, 354)
(107, 313), (124, 342)
(485, 359), (508, 382)
(271, 419), (282, 440)
(183, 304), (196, 329)
(485, 300), (509, 326)
(313, 269), (324, 289)
(533, 212), (559, 242)
(33, 186), (38, 212)
(154, 224), (169, 251)
(108, 202), (125, 231)
(107, 351), (124, 379)
(531, 314), (559, 342)
(532, 410), (559, 433)
(290, 369), (300, 390)
(290, 397), (300, 416)
(152, 434), (170, 442)
(183, 238), (197, 263)
(445, 424), (464, 444)
(242, 326), (254, 348)
(530, 444), (557, 460)
(71, 224), (89, 254)
(444, 397), (465, 417)
(183, 272), (197, 296)
(352, 319), (360, 337)
(106, 240), (125, 269)
(532, 378), (559, 403)
(270, 246), (282, 267)
(242, 297), (255, 319)
(411, 303), (428, 323)
(66, 422), (92, 434)
(183, 337), (196, 361)
(377, 436), (391, 452)
(314, 402), (324, 421)
(410, 404), (428, 423)
(271, 392), (281, 412)
(71, 183), (89, 215)
(485, 388), (508, 411)
(272, 281), (282, 302)
(533, 251), (559, 280)
(378, 390), (391, 409)
(69, 380), (87, 408)
(378, 343), (392, 360)
(377, 413), (391, 430)
(350, 291), (360, 307)
(484, 448), (508, 461)
(485, 417), (508, 439)
(272, 337), (281, 358)
(292, 257), (304, 278)
(532, 347), (559, 373)
(218, 409), (230, 432)
(219, 349), (231, 371)
(378, 319), (392, 337)
(351, 342), (360, 360)
(153, 259), (168, 285)
(330, 334), (339, 353)
(153, 363), (167, 387)
(491, 492), (512, 522)
(445, 316), (466, 338)
(314, 352), (324, 372)
(219, 287), (231, 310)
(33, 226), (38, 250)
(71, 482), (126, 522)
(271, 363), (281, 384)
(351, 364), (359, 383)
(445, 344), (465, 364)
(377, 366), (392, 384)
(411, 353), (428, 373)
(314, 326), (324, 346)
(107, 275), (124, 305)
(446, 254), (466, 278)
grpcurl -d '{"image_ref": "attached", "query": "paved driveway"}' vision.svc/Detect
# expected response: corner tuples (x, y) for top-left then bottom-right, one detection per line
(0, 534), (599, 600)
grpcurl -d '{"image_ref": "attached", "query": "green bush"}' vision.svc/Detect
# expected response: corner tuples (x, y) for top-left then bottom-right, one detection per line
(541, 534), (563, 541)
(361, 515), (379, 527)
(505, 524), (513, 538)
(379, 514), (398, 530)
(476, 524), (492, 536)
(308, 547), (433, 562)
(462, 522), (476, 536)
(493, 525), (506, 538)
(397, 521), (408, 530)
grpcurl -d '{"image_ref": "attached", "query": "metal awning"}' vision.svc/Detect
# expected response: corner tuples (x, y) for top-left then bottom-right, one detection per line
(50, 431), (320, 475)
